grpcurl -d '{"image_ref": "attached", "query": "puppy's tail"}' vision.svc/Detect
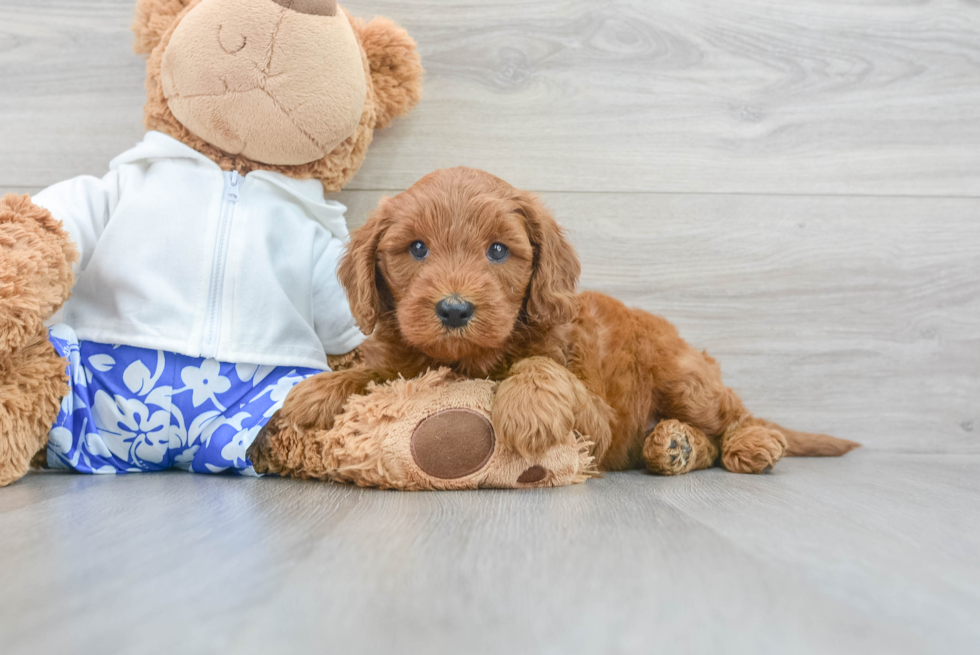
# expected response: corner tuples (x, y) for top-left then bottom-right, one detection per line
(765, 420), (861, 457)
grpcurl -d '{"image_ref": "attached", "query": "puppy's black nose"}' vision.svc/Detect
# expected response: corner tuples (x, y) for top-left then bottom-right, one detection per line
(436, 296), (475, 329)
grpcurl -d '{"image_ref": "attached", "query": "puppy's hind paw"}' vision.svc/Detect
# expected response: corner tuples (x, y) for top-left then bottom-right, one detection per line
(643, 420), (713, 475)
(722, 425), (787, 474)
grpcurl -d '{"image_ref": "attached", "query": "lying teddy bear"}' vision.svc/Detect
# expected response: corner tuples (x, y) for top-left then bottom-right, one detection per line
(0, 0), (426, 486)
(249, 367), (597, 490)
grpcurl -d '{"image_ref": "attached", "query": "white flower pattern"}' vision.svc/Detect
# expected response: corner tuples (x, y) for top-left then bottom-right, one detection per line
(44, 325), (319, 475)
(92, 392), (171, 465)
(179, 359), (232, 409)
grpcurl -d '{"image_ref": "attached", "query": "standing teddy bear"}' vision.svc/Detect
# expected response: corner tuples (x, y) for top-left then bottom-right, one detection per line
(0, 0), (423, 486)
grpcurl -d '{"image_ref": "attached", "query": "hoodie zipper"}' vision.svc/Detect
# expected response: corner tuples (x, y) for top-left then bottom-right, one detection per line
(200, 170), (241, 359)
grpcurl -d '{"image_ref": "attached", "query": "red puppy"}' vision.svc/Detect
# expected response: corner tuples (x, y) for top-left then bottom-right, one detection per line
(252, 167), (859, 477)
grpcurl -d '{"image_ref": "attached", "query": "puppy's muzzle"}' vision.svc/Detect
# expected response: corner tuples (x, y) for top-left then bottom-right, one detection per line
(436, 296), (475, 329)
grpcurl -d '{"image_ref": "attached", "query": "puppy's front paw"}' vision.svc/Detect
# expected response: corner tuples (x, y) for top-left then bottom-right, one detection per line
(246, 414), (281, 475)
(722, 425), (787, 474)
(247, 411), (311, 477)
(492, 368), (576, 460)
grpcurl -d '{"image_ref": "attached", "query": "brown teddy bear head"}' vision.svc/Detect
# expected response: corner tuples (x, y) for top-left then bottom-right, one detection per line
(133, 0), (423, 191)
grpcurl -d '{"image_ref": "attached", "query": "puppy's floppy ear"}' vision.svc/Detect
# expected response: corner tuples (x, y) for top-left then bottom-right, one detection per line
(339, 199), (393, 335)
(516, 191), (580, 328)
(133, 0), (194, 56)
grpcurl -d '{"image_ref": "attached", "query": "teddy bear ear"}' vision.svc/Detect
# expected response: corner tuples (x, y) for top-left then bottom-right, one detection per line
(132, 0), (194, 56)
(350, 16), (425, 129)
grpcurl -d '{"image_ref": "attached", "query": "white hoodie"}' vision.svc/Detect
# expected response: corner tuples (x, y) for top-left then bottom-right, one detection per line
(34, 131), (364, 371)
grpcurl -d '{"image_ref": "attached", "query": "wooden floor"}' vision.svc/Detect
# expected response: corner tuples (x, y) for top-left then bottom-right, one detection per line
(3, 457), (980, 655)
(1, 1), (978, 653)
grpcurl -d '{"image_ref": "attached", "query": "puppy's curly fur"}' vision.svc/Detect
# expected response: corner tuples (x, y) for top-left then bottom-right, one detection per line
(254, 168), (860, 476)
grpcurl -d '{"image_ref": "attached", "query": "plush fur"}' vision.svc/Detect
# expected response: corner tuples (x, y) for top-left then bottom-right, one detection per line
(0, 0), (423, 487)
(136, 0), (423, 191)
(159, 0), (368, 165)
(256, 168), (860, 477)
(250, 367), (596, 490)
(0, 195), (76, 486)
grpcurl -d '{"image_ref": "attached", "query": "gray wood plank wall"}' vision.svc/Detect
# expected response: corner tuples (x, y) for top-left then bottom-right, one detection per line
(1, 0), (978, 454)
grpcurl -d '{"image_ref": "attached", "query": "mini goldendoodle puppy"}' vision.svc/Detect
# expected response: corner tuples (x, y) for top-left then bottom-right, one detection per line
(252, 167), (859, 476)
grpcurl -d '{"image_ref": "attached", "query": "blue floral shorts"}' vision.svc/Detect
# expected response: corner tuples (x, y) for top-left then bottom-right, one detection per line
(45, 324), (320, 476)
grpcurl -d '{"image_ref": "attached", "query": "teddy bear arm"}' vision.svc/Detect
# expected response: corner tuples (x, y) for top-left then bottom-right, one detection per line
(0, 194), (77, 354)
(0, 332), (68, 487)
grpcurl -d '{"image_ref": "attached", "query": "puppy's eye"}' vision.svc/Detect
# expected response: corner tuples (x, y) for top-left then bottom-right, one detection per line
(487, 242), (510, 263)
(409, 240), (429, 261)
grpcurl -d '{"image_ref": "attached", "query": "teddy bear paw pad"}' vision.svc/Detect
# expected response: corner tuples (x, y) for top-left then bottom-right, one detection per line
(411, 409), (495, 480)
(517, 465), (549, 484)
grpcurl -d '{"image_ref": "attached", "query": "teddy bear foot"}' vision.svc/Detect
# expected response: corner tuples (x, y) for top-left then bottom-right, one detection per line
(410, 408), (496, 480)
(409, 403), (594, 490)
(257, 368), (597, 490)
(408, 409), (564, 487)
(0, 333), (67, 487)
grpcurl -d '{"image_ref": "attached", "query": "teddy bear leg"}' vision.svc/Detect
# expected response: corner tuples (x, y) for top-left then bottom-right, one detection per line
(643, 419), (719, 476)
(0, 330), (68, 487)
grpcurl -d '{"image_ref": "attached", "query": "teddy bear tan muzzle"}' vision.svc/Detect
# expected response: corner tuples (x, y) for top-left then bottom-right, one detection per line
(161, 0), (366, 166)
